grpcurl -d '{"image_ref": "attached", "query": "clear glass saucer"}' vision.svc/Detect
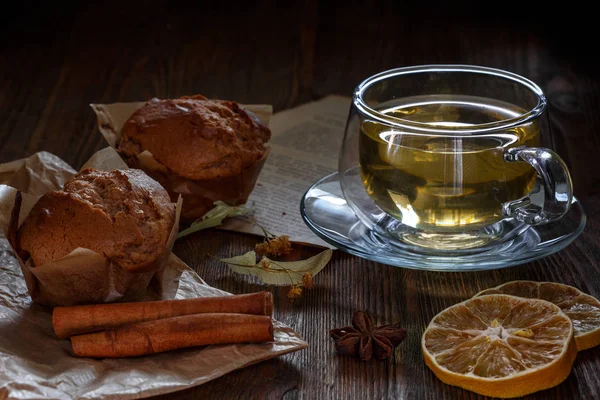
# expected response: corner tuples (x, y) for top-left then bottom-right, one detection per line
(300, 172), (587, 271)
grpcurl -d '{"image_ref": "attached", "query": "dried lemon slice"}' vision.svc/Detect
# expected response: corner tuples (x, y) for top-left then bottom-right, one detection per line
(476, 281), (600, 351)
(422, 294), (577, 398)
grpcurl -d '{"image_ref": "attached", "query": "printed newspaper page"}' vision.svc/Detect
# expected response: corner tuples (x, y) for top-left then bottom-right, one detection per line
(220, 95), (352, 248)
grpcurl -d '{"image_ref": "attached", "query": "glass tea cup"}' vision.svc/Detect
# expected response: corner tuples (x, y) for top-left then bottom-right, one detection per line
(338, 65), (573, 253)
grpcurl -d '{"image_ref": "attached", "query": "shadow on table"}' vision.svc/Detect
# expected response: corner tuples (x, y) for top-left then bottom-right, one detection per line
(149, 357), (302, 400)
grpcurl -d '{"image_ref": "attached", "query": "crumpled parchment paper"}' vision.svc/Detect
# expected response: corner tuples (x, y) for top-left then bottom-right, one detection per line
(2, 147), (182, 307)
(0, 150), (307, 399)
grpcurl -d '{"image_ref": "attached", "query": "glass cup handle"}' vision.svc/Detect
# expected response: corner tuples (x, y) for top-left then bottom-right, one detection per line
(503, 146), (573, 225)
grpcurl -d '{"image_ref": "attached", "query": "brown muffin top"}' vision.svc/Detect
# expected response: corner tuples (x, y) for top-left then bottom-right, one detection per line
(18, 168), (176, 271)
(118, 95), (271, 181)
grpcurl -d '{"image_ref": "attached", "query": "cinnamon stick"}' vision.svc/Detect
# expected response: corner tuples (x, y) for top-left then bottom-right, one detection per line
(53, 291), (273, 339)
(71, 313), (274, 358)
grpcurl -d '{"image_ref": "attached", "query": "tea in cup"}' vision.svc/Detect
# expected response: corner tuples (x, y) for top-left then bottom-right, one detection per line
(339, 65), (572, 251)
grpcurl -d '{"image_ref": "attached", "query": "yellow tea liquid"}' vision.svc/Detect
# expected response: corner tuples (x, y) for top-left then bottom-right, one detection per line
(359, 95), (539, 232)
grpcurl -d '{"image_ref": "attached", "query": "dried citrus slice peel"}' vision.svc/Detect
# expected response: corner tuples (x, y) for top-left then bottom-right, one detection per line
(476, 280), (600, 351)
(422, 294), (577, 398)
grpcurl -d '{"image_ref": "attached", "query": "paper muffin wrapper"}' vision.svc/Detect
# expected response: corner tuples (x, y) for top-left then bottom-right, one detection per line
(90, 100), (273, 223)
(0, 148), (183, 307)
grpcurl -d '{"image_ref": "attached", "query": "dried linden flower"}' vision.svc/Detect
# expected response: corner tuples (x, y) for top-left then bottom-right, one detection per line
(255, 235), (292, 257)
(287, 285), (303, 301)
(302, 273), (314, 289)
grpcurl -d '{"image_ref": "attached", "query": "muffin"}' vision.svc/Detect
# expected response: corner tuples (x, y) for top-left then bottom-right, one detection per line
(18, 168), (176, 271)
(116, 95), (271, 222)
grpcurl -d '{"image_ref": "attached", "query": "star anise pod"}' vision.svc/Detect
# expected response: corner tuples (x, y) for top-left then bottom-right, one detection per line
(329, 310), (407, 361)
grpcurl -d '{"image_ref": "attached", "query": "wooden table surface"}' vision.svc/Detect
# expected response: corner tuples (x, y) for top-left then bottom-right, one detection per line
(2, 2), (599, 399)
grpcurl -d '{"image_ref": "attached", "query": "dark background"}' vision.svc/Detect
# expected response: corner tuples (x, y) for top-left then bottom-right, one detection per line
(3, 1), (598, 200)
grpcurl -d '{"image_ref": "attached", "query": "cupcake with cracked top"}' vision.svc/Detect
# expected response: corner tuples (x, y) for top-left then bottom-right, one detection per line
(18, 168), (176, 272)
(117, 94), (271, 222)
